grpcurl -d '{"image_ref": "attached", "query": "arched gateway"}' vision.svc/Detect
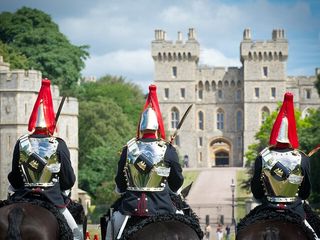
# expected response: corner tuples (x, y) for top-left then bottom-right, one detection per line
(209, 138), (231, 166)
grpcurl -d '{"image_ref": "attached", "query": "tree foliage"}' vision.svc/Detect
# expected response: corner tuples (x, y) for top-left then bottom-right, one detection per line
(0, 7), (89, 94)
(76, 76), (145, 205)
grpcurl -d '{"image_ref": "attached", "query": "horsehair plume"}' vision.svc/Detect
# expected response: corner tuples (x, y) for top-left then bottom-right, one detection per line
(6, 207), (24, 240)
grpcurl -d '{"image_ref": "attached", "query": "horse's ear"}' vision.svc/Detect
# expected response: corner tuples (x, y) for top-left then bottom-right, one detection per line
(181, 182), (193, 199)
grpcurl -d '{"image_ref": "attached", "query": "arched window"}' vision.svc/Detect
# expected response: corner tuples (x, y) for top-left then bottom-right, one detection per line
(198, 81), (203, 100)
(198, 111), (204, 130)
(171, 107), (180, 129)
(205, 81), (210, 91)
(217, 109), (224, 130)
(236, 110), (242, 131)
(261, 106), (270, 125)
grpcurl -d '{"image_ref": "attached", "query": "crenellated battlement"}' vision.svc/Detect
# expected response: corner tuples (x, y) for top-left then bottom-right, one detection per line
(240, 28), (288, 63)
(0, 57), (42, 91)
(152, 28), (200, 62)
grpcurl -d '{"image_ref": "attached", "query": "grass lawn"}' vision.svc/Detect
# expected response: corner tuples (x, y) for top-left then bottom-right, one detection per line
(182, 170), (200, 189)
(236, 168), (252, 222)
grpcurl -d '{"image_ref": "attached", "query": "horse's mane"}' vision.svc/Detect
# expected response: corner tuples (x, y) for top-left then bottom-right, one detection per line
(237, 204), (315, 240)
(304, 203), (320, 237)
(0, 199), (73, 240)
(121, 213), (203, 239)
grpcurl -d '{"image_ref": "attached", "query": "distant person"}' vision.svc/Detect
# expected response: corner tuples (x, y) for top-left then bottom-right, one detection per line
(216, 224), (224, 240)
(204, 223), (211, 240)
(225, 225), (231, 240)
(183, 154), (189, 168)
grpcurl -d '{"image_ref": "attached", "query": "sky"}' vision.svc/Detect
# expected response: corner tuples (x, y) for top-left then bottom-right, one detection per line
(0, 0), (319, 92)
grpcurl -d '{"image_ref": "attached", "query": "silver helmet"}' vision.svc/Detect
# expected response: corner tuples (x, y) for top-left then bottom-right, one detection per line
(35, 102), (47, 129)
(140, 107), (159, 131)
(276, 116), (289, 143)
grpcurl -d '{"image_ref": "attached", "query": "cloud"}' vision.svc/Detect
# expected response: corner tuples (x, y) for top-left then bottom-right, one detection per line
(200, 47), (241, 67)
(82, 49), (153, 79)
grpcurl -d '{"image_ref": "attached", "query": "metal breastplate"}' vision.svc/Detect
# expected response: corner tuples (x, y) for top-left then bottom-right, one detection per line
(19, 135), (60, 187)
(124, 138), (170, 191)
(260, 147), (304, 201)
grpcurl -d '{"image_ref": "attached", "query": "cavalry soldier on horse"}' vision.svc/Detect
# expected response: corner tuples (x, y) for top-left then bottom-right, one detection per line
(7, 79), (83, 240)
(250, 92), (319, 238)
(105, 84), (184, 239)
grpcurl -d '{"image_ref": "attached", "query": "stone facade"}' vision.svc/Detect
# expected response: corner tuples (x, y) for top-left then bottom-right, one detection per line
(152, 28), (320, 167)
(0, 56), (79, 200)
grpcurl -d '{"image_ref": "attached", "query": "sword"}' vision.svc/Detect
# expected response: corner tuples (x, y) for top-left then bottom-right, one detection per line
(54, 96), (66, 130)
(308, 144), (320, 157)
(170, 104), (193, 144)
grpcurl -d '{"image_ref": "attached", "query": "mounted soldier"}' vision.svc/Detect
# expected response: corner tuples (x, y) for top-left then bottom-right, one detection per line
(7, 79), (83, 240)
(106, 84), (184, 239)
(250, 92), (319, 238)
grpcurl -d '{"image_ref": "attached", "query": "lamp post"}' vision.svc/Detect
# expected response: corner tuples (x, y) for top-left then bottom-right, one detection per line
(230, 178), (236, 230)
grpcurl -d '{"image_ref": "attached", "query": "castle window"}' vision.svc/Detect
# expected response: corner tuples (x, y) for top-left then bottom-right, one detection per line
(218, 89), (223, 99)
(174, 136), (180, 147)
(198, 81), (203, 100)
(237, 136), (242, 149)
(217, 109), (224, 130)
(271, 87), (276, 98)
(164, 88), (169, 99)
(205, 81), (210, 91)
(198, 111), (204, 130)
(212, 81), (216, 90)
(236, 111), (242, 131)
(180, 88), (185, 99)
(261, 106), (270, 125)
(263, 66), (268, 77)
(198, 137), (203, 147)
(305, 89), (311, 99)
(235, 89), (241, 102)
(171, 107), (180, 129)
(172, 66), (177, 78)
(198, 89), (203, 100)
(254, 88), (260, 98)
(199, 152), (203, 162)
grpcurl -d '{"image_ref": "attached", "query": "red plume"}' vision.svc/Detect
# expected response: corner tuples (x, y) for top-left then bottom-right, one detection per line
(137, 85), (166, 139)
(28, 79), (56, 135)
(269, 92), (299, 148)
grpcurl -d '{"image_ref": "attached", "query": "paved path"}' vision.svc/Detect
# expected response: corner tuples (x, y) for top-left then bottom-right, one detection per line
(185, 167), (241, 227)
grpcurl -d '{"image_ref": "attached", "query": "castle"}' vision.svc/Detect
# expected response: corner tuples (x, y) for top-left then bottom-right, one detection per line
(0, 56), (82, 202)
(152, 28), (320, 167)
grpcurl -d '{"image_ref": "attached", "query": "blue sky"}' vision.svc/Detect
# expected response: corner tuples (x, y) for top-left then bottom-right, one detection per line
(0, 0), (319, 91)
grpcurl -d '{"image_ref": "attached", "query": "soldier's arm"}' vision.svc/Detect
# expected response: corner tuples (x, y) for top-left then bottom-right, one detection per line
(115, 146), (128, 194)
(298, 154), (311, 199)
(251, 156), (265, 200)
(8, 140), (24, 189)
(165, 144), (184, 192)
(57, 138), (76, 191)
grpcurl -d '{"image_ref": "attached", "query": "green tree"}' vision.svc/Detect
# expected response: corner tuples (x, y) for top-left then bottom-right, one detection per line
(0, 40), (29, 69)
(0, 7), (89, 94)
(77, 77), (145, 205)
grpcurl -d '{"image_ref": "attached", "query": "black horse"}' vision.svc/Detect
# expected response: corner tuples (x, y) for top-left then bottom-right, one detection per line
(0, 199), (86, 240)
(236, 204), (319, 240)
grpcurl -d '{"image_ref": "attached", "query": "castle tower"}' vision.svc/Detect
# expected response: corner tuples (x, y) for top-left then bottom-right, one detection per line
(152, 29), (200, 166)
(240, 29), (288, 156)
(0, 56), (79, 200)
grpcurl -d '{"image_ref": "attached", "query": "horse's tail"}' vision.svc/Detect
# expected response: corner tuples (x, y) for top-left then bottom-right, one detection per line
(6, 207), (24, 240)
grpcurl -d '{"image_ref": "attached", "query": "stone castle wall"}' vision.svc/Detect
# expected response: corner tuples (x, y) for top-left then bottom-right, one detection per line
(153, 28), (320, 167)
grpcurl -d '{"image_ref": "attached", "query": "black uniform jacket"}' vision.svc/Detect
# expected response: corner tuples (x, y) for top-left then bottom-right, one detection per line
(8, 134), (76, 208)
(251, 147), (311, 201)
(115, 138), (184, 216)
